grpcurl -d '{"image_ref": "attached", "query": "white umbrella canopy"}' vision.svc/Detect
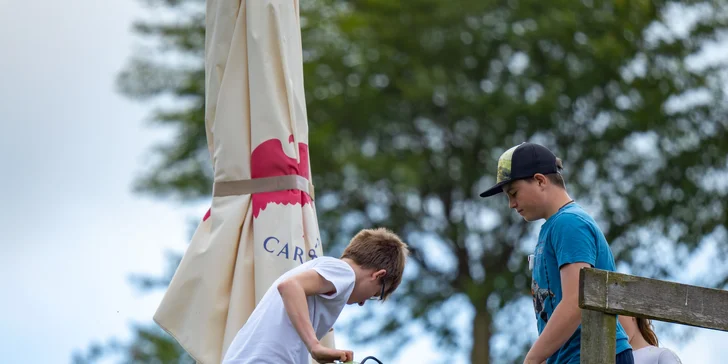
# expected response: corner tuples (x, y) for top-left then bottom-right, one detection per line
(153, 0), (335, 362)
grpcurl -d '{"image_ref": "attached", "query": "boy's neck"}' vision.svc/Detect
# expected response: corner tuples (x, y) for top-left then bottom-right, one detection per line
(342, 258), (367, 285)
(543, 189), (574, 220)
(341, 258), (361, 275)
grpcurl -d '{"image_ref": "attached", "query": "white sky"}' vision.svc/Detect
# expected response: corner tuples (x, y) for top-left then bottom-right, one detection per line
(1, 0), (727, 363)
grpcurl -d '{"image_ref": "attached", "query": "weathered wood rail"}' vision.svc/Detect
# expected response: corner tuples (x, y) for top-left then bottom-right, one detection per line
(579, 268), (728, 364)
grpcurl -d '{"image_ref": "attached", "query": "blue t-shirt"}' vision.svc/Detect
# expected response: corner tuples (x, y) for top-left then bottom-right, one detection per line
(531, 203), (631, 364)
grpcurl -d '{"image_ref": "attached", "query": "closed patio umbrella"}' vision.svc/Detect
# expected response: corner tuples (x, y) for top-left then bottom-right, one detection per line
(153, 0), (335, 362)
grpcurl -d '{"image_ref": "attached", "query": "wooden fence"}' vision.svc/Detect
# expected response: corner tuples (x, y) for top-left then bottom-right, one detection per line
(579, 268), (728, 364)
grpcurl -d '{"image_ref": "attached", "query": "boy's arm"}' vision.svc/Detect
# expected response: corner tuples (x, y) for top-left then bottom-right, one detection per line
(277, 269), (353, 362)
(524, 262), (590, 364)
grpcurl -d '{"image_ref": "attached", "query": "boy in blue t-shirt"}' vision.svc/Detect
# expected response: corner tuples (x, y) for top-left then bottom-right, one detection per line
(480, 142), (633, 364)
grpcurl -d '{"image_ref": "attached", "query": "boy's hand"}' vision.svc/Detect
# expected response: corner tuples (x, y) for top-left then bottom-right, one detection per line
(310, 342), (353, 363)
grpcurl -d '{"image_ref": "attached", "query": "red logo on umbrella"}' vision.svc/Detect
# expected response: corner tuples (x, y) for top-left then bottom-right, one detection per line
(250, 134), (312, 218)
(202, 134), (312, 221)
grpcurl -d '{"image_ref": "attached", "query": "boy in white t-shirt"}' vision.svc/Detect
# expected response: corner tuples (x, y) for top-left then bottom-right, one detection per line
(222, 228), (409, 364)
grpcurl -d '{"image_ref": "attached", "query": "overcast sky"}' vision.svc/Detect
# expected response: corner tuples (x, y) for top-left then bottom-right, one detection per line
(1, 1), (727, 363)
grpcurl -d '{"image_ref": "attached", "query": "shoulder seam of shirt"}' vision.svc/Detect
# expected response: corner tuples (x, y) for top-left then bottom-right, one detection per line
(547, 210), (599, 253)
(658, 348), (681, 362)
(550, 209), (592, 229)
(318, 258), (356, 279)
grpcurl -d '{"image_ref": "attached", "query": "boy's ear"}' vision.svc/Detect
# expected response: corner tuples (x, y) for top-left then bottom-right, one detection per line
(373, 269), (387, 280)
(533, 173), (547, 186)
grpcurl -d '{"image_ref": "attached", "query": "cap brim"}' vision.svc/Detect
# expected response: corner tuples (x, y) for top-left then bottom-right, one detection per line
(479, 180), (510, 197)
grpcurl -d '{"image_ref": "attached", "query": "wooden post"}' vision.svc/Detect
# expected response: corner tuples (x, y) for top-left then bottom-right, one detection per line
(581, 309), (616, 364)
(579, 267), (728, 364)
(579, 268), (728, 331)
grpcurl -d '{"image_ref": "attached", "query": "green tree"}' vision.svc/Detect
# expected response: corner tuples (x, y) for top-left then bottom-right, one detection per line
(78, 0), (728, 363)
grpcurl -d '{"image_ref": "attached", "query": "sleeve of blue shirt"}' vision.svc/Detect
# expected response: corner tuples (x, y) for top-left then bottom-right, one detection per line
(551, 213), (598, 269)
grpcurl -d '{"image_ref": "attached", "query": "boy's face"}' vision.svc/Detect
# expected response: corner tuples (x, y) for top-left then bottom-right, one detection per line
(347, 269), (387, 306)
(503, 177), (548, 221)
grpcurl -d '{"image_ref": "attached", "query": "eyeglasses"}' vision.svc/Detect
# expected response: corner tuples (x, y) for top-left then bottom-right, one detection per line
(368, 279), (386, 301)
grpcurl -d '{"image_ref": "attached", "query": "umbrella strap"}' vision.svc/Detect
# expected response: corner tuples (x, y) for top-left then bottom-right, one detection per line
(212, 175), (314, 199)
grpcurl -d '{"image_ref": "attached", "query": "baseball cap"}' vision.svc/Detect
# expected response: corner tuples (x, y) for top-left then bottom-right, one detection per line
(479, 142), (559, 197)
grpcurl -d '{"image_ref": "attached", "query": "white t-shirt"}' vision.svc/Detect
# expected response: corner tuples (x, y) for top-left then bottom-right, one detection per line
(222, 257), (356, 364)
(633, 346), (682, 364)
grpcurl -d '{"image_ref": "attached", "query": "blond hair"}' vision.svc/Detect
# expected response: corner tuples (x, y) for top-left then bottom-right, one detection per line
(341, 228), (409, 300)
